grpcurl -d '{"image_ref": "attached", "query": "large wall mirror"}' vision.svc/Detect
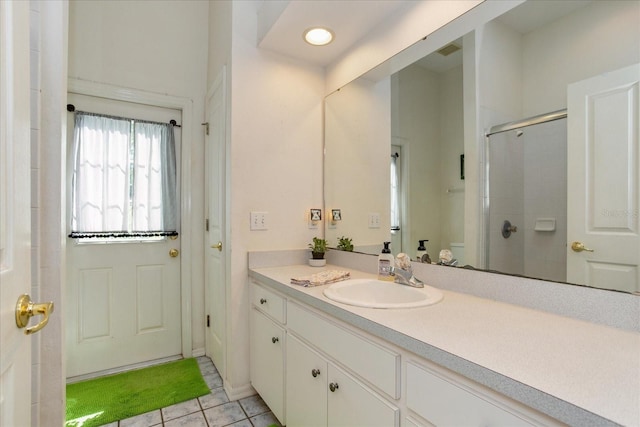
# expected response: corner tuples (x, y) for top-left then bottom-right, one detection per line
(324, 0), (640, 294)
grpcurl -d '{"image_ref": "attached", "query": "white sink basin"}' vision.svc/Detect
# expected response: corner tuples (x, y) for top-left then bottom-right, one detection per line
(323, 278), (443, 309)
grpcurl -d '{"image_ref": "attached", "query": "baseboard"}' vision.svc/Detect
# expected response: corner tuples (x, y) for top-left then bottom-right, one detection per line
(192, 348), (206, 357)
(224, 382), (256, 401)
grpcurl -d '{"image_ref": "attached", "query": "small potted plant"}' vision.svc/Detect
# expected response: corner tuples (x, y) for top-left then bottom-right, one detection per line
(308, 237), (327, 267)
(336, 236), (354, 252)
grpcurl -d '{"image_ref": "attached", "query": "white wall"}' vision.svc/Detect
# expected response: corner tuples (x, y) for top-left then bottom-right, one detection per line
(33, 1), (69, 424)
(67, 0), (209, 353)
(206, 0), (325, 396)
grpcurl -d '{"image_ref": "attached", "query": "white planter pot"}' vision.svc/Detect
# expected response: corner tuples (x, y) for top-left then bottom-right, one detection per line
(308, 258), (326, 267)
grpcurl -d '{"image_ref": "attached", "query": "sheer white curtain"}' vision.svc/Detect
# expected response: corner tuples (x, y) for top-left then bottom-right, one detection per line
(390, 154), (400, 230)
(133, 121), (177, 232)
(71, 113), (131, 233)
(70, 112), (177, 237)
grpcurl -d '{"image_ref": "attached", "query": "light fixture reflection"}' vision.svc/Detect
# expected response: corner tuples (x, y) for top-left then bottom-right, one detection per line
(304, 27), (334, 46)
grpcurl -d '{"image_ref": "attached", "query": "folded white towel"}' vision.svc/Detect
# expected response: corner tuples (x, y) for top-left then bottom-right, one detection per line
(291, 270), (350, 287)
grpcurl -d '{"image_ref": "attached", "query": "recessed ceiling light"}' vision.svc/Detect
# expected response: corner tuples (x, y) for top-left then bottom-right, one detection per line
(303, 27), (334, 46)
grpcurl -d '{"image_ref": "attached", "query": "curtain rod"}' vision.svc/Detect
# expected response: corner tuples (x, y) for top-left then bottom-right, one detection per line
(66, 104), (181, 127)
(485, 109), (566, 137)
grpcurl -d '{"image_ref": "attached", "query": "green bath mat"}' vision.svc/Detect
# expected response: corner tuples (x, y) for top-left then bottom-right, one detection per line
(66, 358), (210, 427)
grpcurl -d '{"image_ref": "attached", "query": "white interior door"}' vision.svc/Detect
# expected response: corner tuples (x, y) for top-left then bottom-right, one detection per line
(205, 69), (227, 378)
(0, 1), (33, 424)
(567, 63), (640, 292)
(66, 94), (183, 378)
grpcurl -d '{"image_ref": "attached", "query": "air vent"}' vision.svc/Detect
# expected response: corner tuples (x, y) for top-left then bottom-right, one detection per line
(437, 43), (461, 56)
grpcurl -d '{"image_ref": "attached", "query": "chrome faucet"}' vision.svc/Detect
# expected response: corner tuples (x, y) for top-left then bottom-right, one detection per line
(391, 253), (424, 288)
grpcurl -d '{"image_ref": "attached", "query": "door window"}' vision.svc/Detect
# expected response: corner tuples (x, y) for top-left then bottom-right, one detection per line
(69, 111), (178, 241)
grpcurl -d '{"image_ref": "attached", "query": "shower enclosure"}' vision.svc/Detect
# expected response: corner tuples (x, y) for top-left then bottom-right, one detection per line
(484, 111), (567, 282)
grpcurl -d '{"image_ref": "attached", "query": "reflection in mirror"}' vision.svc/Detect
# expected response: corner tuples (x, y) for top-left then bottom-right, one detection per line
(486, 115), (567, 283)
(324, 0), (640, 293)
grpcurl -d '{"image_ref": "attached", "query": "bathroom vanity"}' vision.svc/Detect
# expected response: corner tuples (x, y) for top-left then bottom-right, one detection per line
(248, 251), (639, 427)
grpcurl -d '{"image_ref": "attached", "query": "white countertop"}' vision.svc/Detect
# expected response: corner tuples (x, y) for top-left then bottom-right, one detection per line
(249, 264), (640, 427)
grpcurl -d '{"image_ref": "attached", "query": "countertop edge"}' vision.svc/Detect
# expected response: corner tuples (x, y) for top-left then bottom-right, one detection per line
(248, 268), (620, 427)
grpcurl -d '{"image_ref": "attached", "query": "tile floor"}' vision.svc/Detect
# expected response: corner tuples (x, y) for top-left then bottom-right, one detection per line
(101, 357), (282, 427)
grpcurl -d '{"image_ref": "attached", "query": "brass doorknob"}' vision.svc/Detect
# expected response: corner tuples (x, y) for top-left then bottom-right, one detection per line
(169, 248), (179, 257)
(16, 294), (54, 335)
(571, 242), (594, 252)
(211, 241), (222, 251)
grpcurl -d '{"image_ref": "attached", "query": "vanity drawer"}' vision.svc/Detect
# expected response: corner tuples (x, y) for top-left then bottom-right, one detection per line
(250, 281), (286, 324)
(406, 361), (539, 426)
(288, 301), (400, 399)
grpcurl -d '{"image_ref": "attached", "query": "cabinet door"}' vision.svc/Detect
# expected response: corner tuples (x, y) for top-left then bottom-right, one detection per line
(327, 364), (400, 427)
(406, 362), (537, 427)
(286, 335), (328, 427)
(250, 308), (285, 423)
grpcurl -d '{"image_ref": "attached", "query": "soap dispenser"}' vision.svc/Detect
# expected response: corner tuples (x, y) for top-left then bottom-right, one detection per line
(378, 242), (394, 281)
(416, 240), (429, 262)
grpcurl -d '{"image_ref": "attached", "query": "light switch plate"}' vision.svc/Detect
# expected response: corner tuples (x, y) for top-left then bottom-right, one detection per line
(368, 212), (381, 229)
(250, 211), (268, 230)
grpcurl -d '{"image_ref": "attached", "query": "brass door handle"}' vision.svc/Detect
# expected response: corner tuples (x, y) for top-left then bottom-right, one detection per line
(169, 248), (179, 257)
(571, 242), (594, 252)
(16, 294), (54, 335)
(211, 241), (222, 251)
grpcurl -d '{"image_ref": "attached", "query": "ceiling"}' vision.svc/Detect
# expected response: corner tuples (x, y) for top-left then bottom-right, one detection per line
(257, 0), (594, 71)
(257, 0), (414, 67)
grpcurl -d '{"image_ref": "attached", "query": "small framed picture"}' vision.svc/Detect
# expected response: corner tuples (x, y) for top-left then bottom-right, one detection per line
(332, 209), (342, 221)
(310, 209), (322, 221)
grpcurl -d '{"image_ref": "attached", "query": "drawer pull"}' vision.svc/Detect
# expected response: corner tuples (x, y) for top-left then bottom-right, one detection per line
(271, 336), (279, 344)
(260, 298), (267, 304)
(311, 368), (321, 378)
(329, 382), (339, 392)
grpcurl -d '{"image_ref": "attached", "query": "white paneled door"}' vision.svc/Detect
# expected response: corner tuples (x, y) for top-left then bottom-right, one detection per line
(0, 1), (33, 425)
(66, 241), (182, 377)
(205, 68), (227, 380)
(567, 64), (640, 292)
(66, 95), (183, 378)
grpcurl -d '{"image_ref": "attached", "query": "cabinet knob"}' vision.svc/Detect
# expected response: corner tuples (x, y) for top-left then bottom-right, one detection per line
(260, 298), (267, 304)
(329, 382), (339, 392)
(271, 336), (279, 344)
(311, 368), (321, 378)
